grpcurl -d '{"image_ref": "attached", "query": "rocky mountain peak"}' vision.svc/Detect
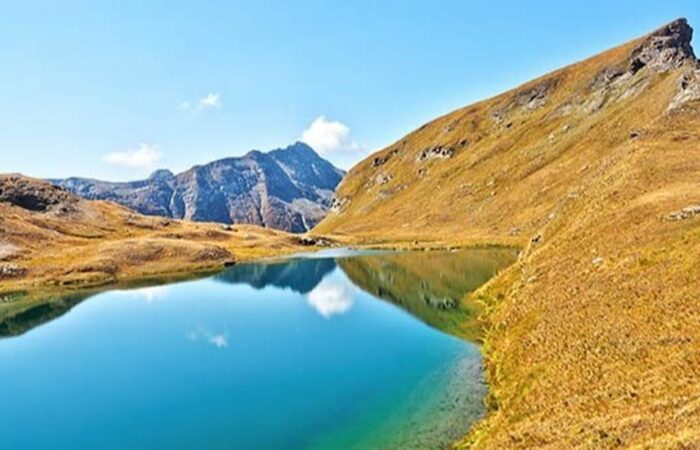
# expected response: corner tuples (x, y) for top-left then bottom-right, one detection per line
(51, 143), (345, 233)
(148, 169), (175, 182)
(269, 142), (321, 161)
(286, 141), (317, 155)
(629, 18), (696, 73)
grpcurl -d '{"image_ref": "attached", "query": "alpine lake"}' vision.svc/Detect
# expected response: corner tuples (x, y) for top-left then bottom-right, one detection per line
(0, 247), (518, 450)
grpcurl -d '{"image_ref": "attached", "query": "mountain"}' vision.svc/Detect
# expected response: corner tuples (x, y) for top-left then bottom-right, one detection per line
(53, 142), (345, 233)
(314, 19), (700, 448)
(0, 174), (303, 303)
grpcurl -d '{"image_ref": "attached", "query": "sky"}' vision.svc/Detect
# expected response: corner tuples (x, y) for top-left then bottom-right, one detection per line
(2, 0), (699, 180)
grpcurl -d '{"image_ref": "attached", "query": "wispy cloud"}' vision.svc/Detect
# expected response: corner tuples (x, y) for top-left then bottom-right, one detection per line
(103, 143), (163, 169)
(178, 92), (223, 114)
(300, 115), (363, 155)
(307, 278), (355, 318)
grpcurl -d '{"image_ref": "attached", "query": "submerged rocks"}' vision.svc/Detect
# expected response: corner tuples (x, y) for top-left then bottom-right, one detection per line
(422, 294), (458, 310)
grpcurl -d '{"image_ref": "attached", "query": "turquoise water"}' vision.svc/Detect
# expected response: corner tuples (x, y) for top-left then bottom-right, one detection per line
(0, 249), (515, 450)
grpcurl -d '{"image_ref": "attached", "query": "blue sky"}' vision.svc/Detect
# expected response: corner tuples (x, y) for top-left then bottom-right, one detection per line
(2, 1), (699, 180)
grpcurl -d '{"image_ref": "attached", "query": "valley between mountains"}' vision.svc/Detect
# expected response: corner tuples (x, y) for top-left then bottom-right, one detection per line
(2, 17), (700, 449)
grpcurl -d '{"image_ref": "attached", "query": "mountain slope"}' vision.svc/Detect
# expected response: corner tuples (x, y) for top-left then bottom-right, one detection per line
(315, 19), (700, 448)
(53, 142), (344, 233)
(0, 174), (303, 300)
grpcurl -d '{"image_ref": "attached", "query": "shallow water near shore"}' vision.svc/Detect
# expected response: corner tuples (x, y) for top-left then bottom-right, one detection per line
(0, 248), (516, 450)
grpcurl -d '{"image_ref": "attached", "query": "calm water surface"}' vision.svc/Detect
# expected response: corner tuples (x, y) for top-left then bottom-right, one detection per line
(0, 248), (516, 450)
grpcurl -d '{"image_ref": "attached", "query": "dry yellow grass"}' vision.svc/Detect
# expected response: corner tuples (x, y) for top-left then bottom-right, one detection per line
(315, 19), (700, 448)
(0, 174), (306, 297)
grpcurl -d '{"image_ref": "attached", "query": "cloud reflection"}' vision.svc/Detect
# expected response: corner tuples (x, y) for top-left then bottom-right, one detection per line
(307, 279), (354, 318)
(187, 328), (229, 349)
(134, 286), (170, 303)
(209, 335), (228, 348)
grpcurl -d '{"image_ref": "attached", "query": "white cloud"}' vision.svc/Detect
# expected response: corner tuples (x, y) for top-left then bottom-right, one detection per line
(300, 115), (363, 155)
(178, 92), (223, 114)
(200, 93), (222, 108)
(104, 143), (163, 169)
(307, 279), (354, 319)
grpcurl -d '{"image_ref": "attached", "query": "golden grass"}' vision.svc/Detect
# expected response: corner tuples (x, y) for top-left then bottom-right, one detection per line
(0, 178), (306, 296)
(314, 20), (700, 449)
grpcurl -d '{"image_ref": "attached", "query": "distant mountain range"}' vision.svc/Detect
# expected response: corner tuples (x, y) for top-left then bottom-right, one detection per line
(52, 142), (345, 233)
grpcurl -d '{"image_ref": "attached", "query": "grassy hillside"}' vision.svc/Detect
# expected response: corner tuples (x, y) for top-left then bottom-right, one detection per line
(315, 19), (700, 448)
(0, 174), (305, 303)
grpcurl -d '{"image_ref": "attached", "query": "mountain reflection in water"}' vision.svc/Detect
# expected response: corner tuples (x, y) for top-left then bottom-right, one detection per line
(0, 247), (519, 450)
(0, 248), (517, 340)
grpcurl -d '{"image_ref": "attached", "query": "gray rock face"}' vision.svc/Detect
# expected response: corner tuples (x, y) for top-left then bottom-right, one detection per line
(629, 18), (696, 74)
(52, 143), (345, 233)
(665, 204), (700, 221)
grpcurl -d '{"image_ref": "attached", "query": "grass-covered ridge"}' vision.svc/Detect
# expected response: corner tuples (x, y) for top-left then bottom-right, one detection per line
(0, 174), (306, 296)
(314, 18), (700, 448)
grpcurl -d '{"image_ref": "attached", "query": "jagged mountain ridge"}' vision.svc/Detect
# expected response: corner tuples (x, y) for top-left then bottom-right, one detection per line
(53, 142), (345, 233)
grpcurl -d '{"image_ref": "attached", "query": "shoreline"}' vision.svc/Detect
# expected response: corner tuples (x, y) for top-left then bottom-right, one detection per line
(0, 236), (522, 445)
(1, 233), (523, 449)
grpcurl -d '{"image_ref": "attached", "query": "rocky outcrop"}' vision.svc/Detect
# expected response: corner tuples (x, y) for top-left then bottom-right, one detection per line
(52, 143), (345, 233)
(0, 175), (76, 212)
(0, 264), (26, 279)
(668, 69), (700, 111)
(665, 204), (700, 221)
(417, 145), (455, 161)
(629, 18), (696, 73)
